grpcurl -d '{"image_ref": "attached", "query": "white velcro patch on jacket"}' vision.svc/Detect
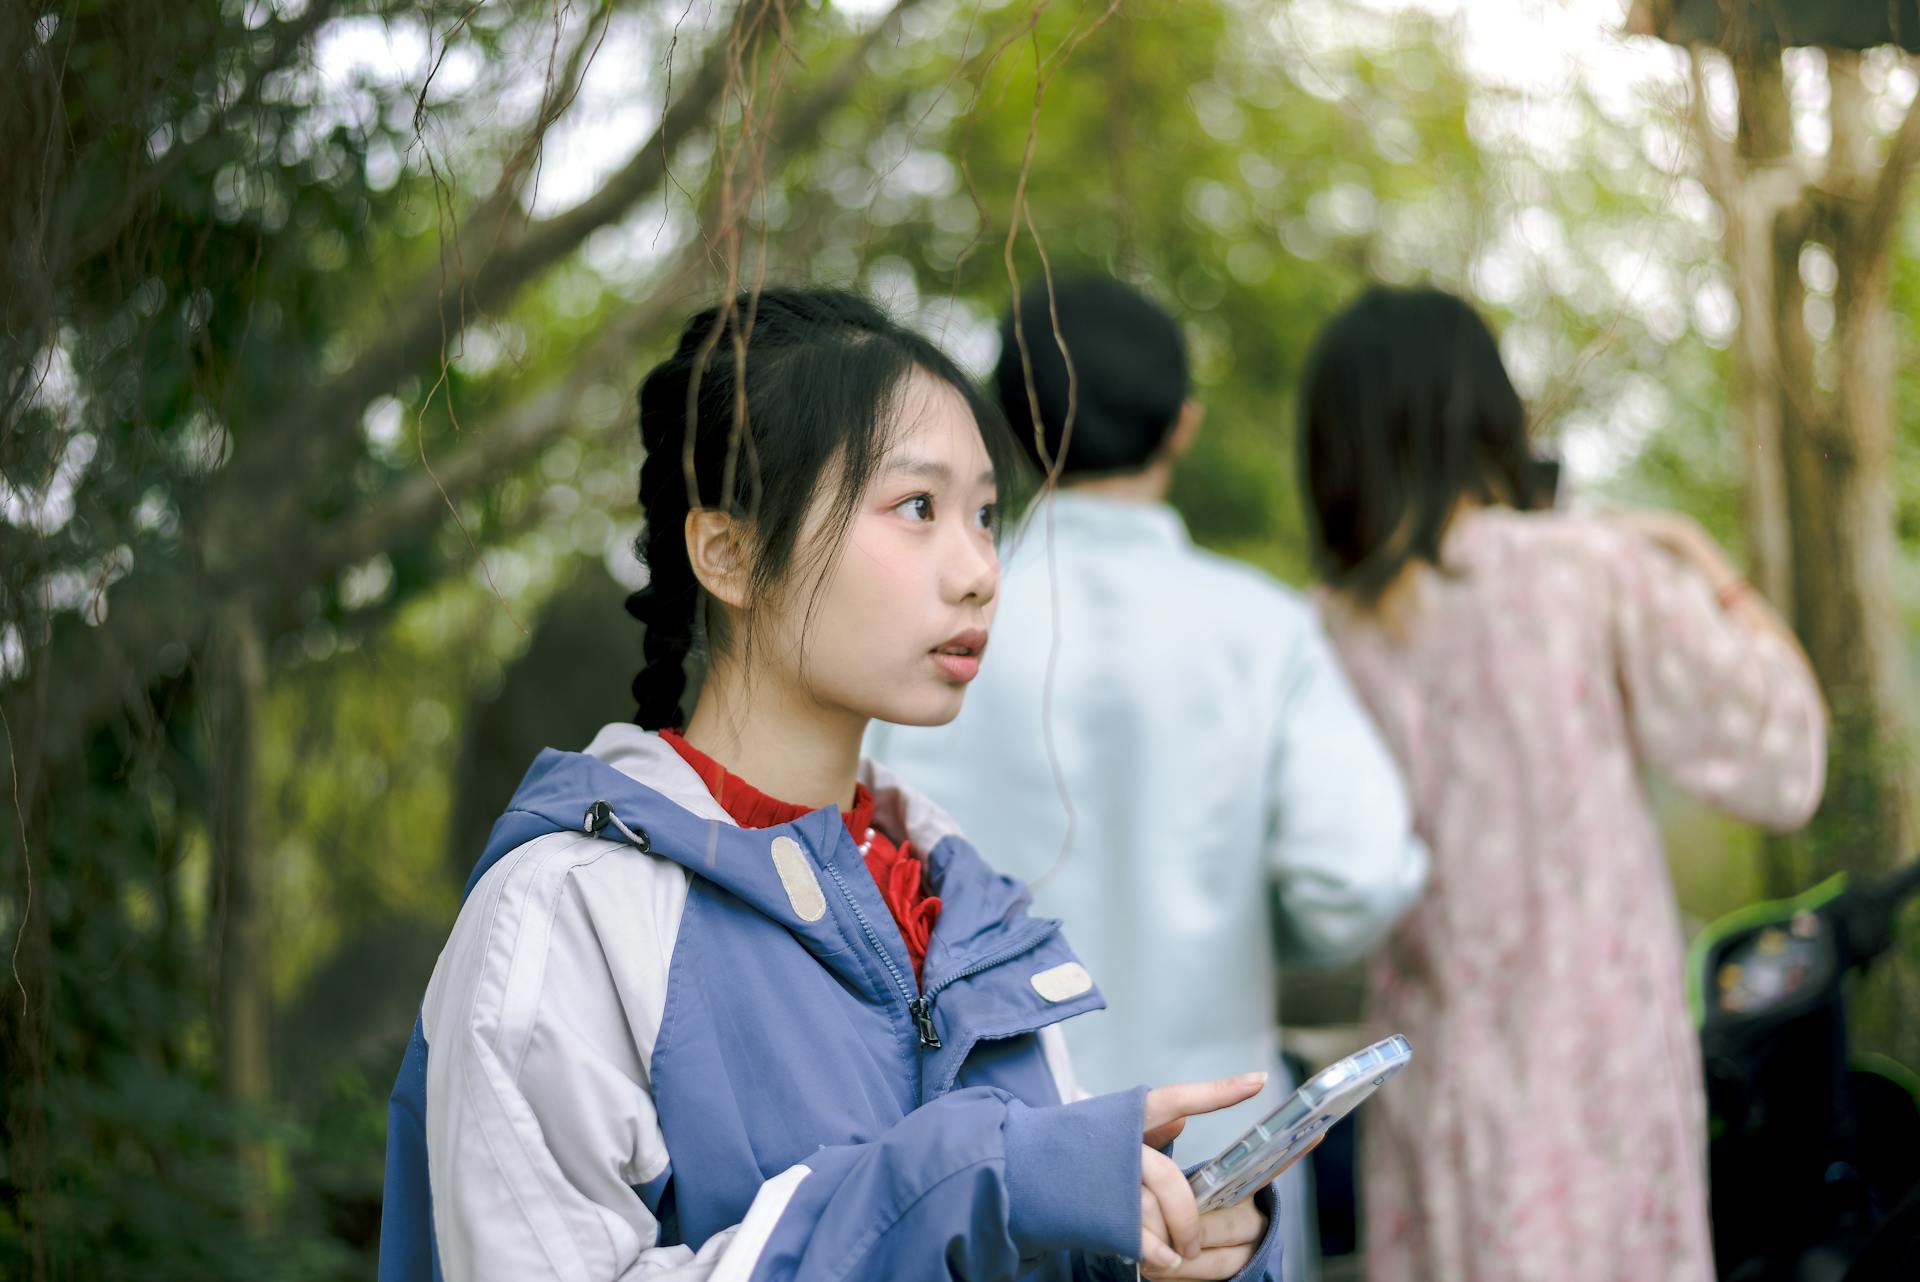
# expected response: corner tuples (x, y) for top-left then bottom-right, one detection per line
(1029, 962), (1093, 1003)
(769, 835), (827, 922)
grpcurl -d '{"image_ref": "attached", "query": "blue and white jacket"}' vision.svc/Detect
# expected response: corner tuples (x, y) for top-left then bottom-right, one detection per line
(379, 723), (1285, 1281)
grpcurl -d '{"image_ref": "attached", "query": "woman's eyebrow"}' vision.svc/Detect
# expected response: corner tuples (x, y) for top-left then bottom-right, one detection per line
(884, 458), (997, 487)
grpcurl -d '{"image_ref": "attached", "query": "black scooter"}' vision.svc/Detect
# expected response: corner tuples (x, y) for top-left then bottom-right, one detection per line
(1693, 862), (1920, 1281)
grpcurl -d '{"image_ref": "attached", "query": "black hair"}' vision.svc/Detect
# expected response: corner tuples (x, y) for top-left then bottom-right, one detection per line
(993, 275), (1188, 479)
(1298, 285), (1537, 603)
(626, 286), (1019, 730)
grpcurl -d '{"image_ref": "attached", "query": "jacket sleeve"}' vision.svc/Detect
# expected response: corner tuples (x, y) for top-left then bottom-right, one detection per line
(1033, 1032), (1287, 1282)
(745, 1085), (1145, 1280)
(1265, 615), (1430, 967)
(741, 1088), (1283, 1281)
(421, 833), (1153, 1281)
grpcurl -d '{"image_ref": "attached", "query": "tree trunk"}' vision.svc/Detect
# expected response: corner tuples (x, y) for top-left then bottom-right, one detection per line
(1773, 50), (1920, 1068)
(1809, 217), (1920, 1065)
(1787, 54), (1918, 881)
(1720, 52), (1798, 641)
(1713, 52), (1811, 894)
(1787, 247), (1915, 876)
(205, 606), (276, 1233)
(1708, 45), (1918, 901)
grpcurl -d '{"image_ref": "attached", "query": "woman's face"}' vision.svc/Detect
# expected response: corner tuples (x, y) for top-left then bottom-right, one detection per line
(759, 369), (1001, 729)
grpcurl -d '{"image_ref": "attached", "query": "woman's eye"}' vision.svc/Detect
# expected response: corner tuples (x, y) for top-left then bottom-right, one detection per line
(975, 502), (997, 530)
(898, 494), (935, 522)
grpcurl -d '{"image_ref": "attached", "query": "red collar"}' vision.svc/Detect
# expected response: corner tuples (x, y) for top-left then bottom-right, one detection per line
(656, 728), (940, 986)
(656, 728), (877, 842)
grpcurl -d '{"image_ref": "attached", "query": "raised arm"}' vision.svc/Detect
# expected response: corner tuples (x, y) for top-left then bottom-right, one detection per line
(1605, 511), (1827, 831)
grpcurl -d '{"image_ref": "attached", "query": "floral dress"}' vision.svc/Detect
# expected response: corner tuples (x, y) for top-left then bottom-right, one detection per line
(1320, 508), (1827, 1282)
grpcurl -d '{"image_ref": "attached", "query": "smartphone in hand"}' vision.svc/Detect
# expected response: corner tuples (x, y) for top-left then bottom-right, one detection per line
(1186, 1035), (1412, 1214)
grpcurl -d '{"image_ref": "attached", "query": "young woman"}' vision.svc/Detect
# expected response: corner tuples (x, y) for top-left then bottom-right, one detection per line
(1298, 286), (1828, 1282)
(378, 288), (1286, 1282)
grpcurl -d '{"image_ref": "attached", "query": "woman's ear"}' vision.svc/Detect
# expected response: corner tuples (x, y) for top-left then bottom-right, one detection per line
(685, 509), (752, 610)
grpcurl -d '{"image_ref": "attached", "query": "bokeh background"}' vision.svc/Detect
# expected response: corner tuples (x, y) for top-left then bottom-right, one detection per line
(7, 0), (1920, 1274)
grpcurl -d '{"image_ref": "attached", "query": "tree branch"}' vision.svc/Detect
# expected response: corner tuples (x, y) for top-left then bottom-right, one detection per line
(1687, 48), (1738, 212)
(1693, 42), (1809, 608)
(284, 5), (747, 454)
(1863, 58), (1920, 262)
(303, 258), (697, 578)
(299, 0), (927, 583)
(206, 0), (764, 574)
(20, 0), (924, 788)
(456, 0), (620, 258)
(305, 0), (926, 451)
(63, 0), (347, 271)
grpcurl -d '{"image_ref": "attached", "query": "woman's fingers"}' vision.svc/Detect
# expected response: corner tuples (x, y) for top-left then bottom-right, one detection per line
(1142, 1244), (1258, 1280)
(1139, 1192), (1180, 1273)
(1197, 1198), (1265, 1249)
(1141, 1146), (1202, 1260)
(1142, 1073), (1268, 1134)
(1140, 1188), (1167, 1244)
(1138, 1231), (1181, 1275)
(1141, 1114), (1187, 1151)
(1142, 1191), (1269, 1277)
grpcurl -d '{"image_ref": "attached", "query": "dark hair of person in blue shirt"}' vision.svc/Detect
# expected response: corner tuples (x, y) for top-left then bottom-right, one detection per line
(994, 275), (1190, 480)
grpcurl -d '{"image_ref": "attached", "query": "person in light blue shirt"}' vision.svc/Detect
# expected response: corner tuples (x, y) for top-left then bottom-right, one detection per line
(866, 276), (1429, 1282)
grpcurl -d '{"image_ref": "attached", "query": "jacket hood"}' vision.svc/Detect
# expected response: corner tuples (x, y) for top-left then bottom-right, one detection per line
(470, 723), (1048, 984)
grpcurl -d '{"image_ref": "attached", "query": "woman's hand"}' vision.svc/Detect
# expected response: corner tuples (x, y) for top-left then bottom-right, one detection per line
(1602, 509), (1732, 586)
(1602, 508), (1819, 678)
(1140, 1194), (1267, 1280)
(1135, 1074), (1270, 1277)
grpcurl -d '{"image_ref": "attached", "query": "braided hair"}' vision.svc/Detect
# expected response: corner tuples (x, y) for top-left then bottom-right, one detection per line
(626, 287), (1019, 729)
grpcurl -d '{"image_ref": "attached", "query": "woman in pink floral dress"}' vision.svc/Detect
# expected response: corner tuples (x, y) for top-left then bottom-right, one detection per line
(1297, 287), (1828, 1282)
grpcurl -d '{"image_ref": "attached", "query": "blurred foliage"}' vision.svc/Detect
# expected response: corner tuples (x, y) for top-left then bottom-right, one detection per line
(5, 0), (1920, 1275)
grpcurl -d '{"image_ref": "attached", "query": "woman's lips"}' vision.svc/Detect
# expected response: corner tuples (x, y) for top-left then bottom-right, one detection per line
(930, 628), (988, 683)
(931, 651), (982, 682)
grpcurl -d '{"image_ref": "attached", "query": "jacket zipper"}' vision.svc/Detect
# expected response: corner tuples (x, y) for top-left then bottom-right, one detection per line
(924, 920), (1060, 1004)
(819, 859), (1065, 1054)
(819, 859), (932, 1045)
(912, 920), (1063, 1049)
(907, 995), (942, 1049)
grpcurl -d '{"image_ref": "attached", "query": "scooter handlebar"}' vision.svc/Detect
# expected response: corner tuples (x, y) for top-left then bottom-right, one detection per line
(1836, 858), (1920, 968)
(1877, 858), (1920, 909)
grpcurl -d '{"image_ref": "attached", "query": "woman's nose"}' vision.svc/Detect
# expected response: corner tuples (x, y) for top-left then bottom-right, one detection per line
(947, 530), (998, 605)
